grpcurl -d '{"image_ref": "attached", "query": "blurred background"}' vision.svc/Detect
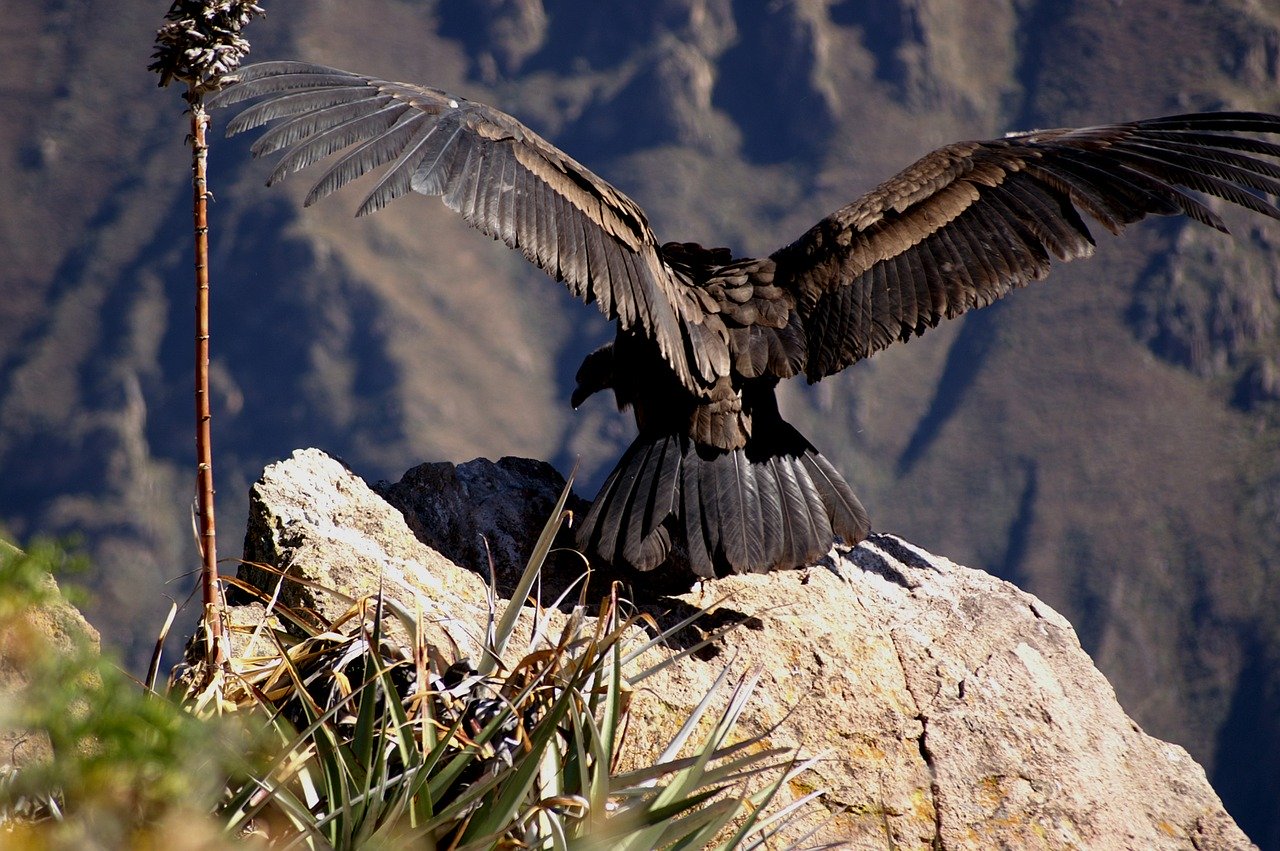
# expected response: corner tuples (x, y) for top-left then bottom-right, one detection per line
(2, 0), (1278, 845)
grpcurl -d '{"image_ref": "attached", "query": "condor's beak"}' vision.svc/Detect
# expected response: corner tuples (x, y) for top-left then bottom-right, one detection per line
(571, 342), (615, 409)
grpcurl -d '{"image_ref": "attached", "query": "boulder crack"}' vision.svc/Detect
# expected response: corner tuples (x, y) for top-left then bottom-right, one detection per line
(889, 624), (945, 850)
(917, 713), (945, 851)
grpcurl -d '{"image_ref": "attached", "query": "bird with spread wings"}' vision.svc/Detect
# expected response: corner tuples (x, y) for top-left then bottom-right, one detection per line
(210, 62), (1280, 578)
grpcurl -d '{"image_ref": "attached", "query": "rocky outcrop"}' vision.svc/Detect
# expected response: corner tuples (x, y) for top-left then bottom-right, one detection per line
(232, 449), (1254, 850)
(238, 451), (492, 656)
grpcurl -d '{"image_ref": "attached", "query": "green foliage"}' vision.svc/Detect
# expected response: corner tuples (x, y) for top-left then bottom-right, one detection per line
(0, 539), (87, 616)
(0, 542), (261, 848)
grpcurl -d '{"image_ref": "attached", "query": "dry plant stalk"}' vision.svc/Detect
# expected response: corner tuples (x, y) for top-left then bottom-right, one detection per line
(150, 0), (265, 677)
(189, 101), (220, 667)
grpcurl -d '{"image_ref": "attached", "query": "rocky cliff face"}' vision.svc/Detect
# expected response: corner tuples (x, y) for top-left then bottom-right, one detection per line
(226, 448), (1255, 850)
(2, 1), (1279, 845)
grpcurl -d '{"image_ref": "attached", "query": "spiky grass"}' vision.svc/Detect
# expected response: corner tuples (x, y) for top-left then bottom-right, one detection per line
(193, 482), (827, 848)
(1, 494), (828, 847)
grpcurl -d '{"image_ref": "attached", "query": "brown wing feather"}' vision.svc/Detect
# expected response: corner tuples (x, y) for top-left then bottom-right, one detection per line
(210, 61), (729, 393)
(774, 113), (1280, 381)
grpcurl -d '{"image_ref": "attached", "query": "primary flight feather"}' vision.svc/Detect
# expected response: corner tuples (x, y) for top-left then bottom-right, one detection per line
(211, 61), (1280, 578)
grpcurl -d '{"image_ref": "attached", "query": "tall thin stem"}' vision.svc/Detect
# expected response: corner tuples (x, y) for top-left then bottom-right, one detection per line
(151, 0), (263, 682)
(190, 98), (226, 670)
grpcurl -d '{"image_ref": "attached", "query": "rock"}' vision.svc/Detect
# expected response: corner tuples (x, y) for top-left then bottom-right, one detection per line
(373, 456), (589, 598)
(238, 449), (494, 659)
(232, 449), (1254, 850)
(654, 541), (1255, 849)
(0, 554), (101, 774)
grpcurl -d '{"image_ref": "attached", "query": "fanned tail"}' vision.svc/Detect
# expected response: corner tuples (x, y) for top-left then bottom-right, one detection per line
(578, 427), (870, 577)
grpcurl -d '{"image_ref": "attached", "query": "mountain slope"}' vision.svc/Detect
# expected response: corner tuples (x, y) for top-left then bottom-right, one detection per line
(1, 0), (1277, 845)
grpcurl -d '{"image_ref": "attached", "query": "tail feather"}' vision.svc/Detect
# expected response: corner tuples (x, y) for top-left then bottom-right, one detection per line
(766, 457), (801, 567)
(622, 435), (679, 568)
(681, 445), (714, 573)
(589, 439), (645, 559)
(694, 448), (723, 577)
(578, 427), (870, 577)
(715, 450), (765, 571)
(753, 456), (785, 571)
(800, 452), (872, 543)
(771, 454), (832, 569)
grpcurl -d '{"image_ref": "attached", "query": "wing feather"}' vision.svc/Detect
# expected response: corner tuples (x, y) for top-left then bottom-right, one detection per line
(917, 237), (950, 321)
(864, 262), (891, 353)
(1118, 137), (1280, 183)
(960, 214), (1003, 309)
(252, 94), (394, 158)
(933, 221), (982, 314)
(214, 61), (726, 393)
(491, 142), (517, 236)
(441, 127), (480, 212)
(582, 202), (612, 297)
(264, 102), (405, 186)
(518, 163), (546, 272)
(558, 189), (588, 295)
(1104, 148), (1280, 220)
(228, 86), (378, 135)
(357, 120), (444, 216)
(209, 66), (367, 106)
(1139, 130), (1280, 161)
(303, 112), (427, 206)
(774, 113), (1280, 380)
(991, 181), (1094, 261)
(901, 245), (934, 333)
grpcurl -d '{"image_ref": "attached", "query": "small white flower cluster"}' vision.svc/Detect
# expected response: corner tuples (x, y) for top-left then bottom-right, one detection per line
(150, 0), (266, 94)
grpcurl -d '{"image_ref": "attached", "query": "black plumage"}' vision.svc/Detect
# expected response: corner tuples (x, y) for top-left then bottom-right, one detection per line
(211, 62), (1280, 578)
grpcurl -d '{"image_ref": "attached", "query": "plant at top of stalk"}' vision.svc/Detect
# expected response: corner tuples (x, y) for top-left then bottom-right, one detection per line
(151, 0), (266, 97)
(148, 0), (264, 680)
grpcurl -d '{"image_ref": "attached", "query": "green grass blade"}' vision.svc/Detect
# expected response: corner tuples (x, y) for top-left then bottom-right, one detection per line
(482, 477), (573, 673)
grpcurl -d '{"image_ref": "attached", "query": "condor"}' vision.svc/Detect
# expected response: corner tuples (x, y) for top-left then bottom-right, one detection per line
(213, 62), (1280, 577)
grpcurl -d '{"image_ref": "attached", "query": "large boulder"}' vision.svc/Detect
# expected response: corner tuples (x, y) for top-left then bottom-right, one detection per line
(232, 449), (1253, 850)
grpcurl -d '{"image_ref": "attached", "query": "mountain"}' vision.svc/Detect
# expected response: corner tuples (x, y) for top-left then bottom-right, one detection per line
(1, 0), (1277, 845)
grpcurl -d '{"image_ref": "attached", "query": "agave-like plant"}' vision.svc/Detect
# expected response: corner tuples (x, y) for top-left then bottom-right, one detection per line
(204, 481), (830, 848)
